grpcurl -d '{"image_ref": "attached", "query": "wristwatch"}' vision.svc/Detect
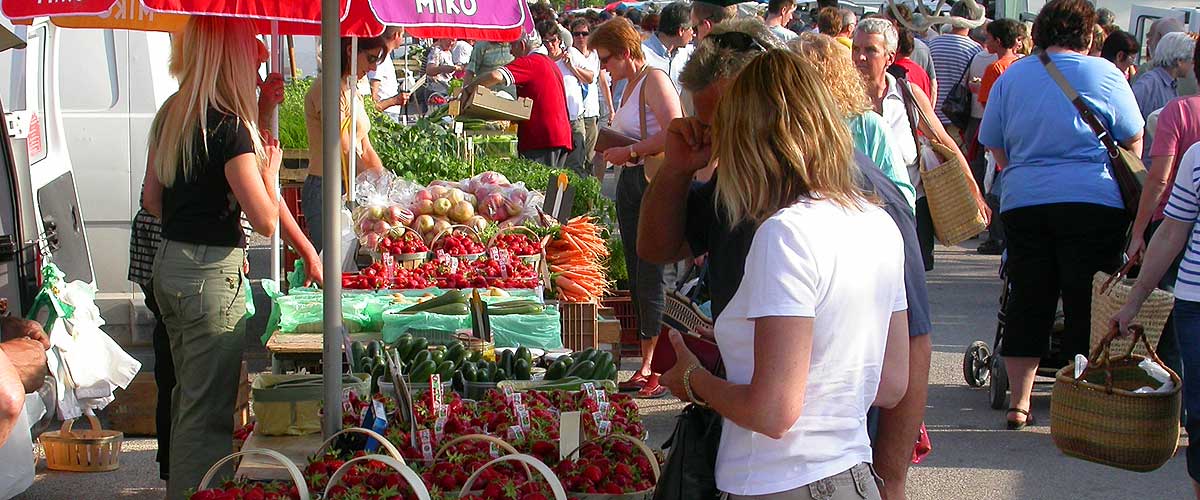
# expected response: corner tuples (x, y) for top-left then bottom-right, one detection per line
(628, 145), (639, 160)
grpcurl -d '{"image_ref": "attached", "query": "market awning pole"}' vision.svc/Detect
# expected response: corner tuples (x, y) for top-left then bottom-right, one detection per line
(320, 0), (344, 440)
(348, 37), (358, 202)
(270, 22), (282, 286)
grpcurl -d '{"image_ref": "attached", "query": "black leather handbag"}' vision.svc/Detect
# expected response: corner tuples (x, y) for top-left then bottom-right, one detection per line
(652, 403), (724, 500)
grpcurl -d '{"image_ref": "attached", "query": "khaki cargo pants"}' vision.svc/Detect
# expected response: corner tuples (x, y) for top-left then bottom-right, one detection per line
(725, 463), (883, 500)
(153, 240), (247, 500)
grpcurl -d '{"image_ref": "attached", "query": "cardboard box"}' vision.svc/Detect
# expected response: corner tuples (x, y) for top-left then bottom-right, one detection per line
(104, 362), (250, 436)
(460, 86), (533, 121)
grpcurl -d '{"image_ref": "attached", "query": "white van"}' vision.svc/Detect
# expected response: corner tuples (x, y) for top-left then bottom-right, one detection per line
(0, 17), (176, 348)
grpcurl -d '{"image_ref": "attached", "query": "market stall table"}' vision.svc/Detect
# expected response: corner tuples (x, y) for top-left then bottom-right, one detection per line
(266, 331), (383, 373)
(235, 431), (325, 481)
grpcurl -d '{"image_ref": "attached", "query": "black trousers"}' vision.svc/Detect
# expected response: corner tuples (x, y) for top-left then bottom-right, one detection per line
(916, 197), (935, 271)
(140, 281), (174, 481)
(1000, 203), (1129, 359)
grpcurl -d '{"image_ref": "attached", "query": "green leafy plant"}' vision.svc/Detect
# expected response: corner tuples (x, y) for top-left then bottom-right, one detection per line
(605, 236), (628, 285)
(280, 78), (314, 150)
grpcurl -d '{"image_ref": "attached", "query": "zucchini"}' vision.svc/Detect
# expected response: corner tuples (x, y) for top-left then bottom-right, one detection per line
(393, 336), (414, 361)
(592, 351), (612, 372)
(409, 359), (437, 382)
(436, 360), (456, 380)
(462, 363), (478, 383)
(476, 363), (492, 383)
(432, 347), (446, 364)
(400, 289), (466, 313)
(350, 342), (367, 370)
(559, 356), (574, 370)
(515, 347), (532, 365)
(423, 302), (469, 315)
(408, 338), (429, 362)
(500, 350), (514, 376)
(545, 360), (566, 381)
(494, 368), (509, 382)
(411, 349), (433, 367)
(513, 358), (531, 380)
(566, 360), (595, 380)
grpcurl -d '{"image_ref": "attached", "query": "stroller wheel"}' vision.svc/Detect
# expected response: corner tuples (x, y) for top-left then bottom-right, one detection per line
(989, 355), (1009, 410)
(962, 341), (991, 388)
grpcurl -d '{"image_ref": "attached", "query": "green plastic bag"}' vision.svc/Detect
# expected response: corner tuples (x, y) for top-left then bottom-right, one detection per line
(261, 279), (284, 344)
(25, 264), (73, 329)
(491, 306), (563, 349)
(381, 310), (471, 343)
(277, 294), (372, 333)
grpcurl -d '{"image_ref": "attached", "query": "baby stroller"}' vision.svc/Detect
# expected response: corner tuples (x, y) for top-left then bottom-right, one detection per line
(962, 255), (1071, 409)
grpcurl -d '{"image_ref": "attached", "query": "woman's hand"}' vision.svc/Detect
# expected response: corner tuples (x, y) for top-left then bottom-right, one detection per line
(261, 131), (282, 182)
(1126, 236), (1147, 263)
(976, 194), (992, 226)
(603, 145), (634, 166)
(304, 250), (325, 287)
(258, 72), (285, 110)
(1110, 301), (1142, 337)
(660, 330), (704, 402)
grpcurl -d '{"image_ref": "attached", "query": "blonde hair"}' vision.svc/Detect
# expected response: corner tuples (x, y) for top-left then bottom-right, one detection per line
(153, 16), (264, 187)
(713, 49), (863, 225)
(789, 33), (872, 117)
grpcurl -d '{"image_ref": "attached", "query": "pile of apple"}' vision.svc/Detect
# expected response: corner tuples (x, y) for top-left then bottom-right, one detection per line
(354, 204), (415, 252)
(410, 185), (489, 244)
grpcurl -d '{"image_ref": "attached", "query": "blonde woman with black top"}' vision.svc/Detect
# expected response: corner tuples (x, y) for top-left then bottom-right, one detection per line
(140, 17), (294, 499)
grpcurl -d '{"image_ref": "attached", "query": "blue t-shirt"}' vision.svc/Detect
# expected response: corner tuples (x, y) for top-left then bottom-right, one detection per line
(978, 52), (1144, 212)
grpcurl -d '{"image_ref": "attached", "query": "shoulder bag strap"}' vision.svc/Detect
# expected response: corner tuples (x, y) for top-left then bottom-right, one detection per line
(1037, 51), (1121, 159)
(896, 77), (924, 149)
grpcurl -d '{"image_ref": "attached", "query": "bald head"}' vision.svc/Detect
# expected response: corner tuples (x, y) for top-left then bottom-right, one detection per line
(1148, 17), (1186, 56)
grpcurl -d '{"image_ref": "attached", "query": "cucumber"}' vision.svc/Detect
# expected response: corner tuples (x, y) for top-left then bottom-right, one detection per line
(400, 290), (466, 313)
(446, 343), (466, 364)
(494, 368), (509, 382)
(545, 360), (567, 381)
(411, 349), (433, 367)
(476, 363), (492, 383)
(513, 358), (531, 380)
(559, 356), (574, 370)
(350, 342), (367, 371)
(515, 347), (532, 365)
(370, 364), (385, 394)
(409, 360), (437, 382)
(367, 341), (383, 363)
(393, 336), (414, 361)
(467, 350), (482, 363)
(500, 350), (514, 376)
(436, 360), (456, 380)
(592, 351), (612, 373)
(566, 360), (595, 380)
(408, 338), (429, 362)
(432, 348), (446, 364)
(424, 302), (470, 315)
(462, 363), (478, 383)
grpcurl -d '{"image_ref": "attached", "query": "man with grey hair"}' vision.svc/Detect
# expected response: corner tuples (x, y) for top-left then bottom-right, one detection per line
(837, 8), (858, 40)
(1133, 31), (1196, 120)
(1136, 17), (1197, 96)
(644, 1), (696, 91)
(643, 17), (936, 500)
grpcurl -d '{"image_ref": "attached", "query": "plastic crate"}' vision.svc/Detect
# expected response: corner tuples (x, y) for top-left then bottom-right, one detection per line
(559, 301), (598, 351)
(601, 292), (640, 359)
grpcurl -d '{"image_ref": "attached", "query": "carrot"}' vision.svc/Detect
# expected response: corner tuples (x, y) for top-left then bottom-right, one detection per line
(555, 275), (592, 298)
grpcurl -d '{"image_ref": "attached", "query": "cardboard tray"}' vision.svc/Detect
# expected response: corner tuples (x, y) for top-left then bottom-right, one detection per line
(460, 86), (533, 121)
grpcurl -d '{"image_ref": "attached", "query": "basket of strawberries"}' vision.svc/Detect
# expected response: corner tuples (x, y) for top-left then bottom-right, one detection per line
(431, 225), (488, 264)
(555, 434), (660, 500)
(377, 230), (430, 270)
(489, 226), (547, 270)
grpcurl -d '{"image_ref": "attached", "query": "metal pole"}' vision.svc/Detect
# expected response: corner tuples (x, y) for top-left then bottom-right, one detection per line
(270, 22), (282, 285)
(348, 37), (358, 202)
(320, 0), (343, 439)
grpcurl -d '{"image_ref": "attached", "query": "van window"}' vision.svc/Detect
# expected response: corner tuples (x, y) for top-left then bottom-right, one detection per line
(26, 27), (47, 164)
(57, 29), (119, 111)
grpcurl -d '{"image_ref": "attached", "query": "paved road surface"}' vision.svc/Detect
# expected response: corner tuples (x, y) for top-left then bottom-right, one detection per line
(16, 243), (1194, 499)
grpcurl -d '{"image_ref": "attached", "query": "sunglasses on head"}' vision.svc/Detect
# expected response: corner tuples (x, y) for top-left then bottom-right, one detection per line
(708, 32), (766, 53)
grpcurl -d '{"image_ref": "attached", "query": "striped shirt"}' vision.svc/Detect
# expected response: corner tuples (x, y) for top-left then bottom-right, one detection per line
(926, 33), (980, 125)
(1163, 142), (1200, 300)
(128, 194), (254, 286)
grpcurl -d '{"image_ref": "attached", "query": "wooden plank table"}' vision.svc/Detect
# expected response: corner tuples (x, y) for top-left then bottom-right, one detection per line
(266, 331), (384, 373)
(236, 431), (325, 481)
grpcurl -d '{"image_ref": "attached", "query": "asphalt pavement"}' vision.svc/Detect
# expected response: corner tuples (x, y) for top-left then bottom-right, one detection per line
(16, 241), (1195, 499)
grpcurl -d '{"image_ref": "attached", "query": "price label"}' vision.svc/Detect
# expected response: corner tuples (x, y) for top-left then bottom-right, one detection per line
(582, 382), (596, 397)
(598, 420), (612, 436)
(497, 249), (510, 278)
(507, 425), (526, 442)
(511, 392), (523, 406)
(431, 374), (444, 402)
(419, 429), (434, 460)
(435, 403), (448, 420)
(597, 401), (610, 416)
(489, 442), (500, 458)
(518, 407), (531, 430)
(434, 417), (447, 442)
(595, 389), (607, 402)
(592, 411), (605, 424)
(381, 253), (397, 284)
(503, 385), (515, 398)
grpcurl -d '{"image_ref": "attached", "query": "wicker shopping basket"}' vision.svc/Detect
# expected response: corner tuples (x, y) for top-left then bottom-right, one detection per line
(920, 142), (987, 246)
(1051, 325), (1181, 472)
(1090, 260), (1174, 358)
(39, 415), (123, 472)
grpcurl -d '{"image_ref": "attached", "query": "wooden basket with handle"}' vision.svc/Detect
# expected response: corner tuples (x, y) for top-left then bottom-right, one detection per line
(324, 454), (432, 500)
(315, 426), (406, 462)
(196, 449), (311, 500)
(39, 414), (123, 472)
(1089, 259), (1174, 359)
(487, 225), (549, 271)
(1051, 325), (1182, 472)
(458, 453), (568, 500)
(431, 224), (486, 264)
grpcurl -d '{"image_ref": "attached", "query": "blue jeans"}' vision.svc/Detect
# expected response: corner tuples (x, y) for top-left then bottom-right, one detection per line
(302, 175), (323, 254)
(1171, 299), (1200, 482)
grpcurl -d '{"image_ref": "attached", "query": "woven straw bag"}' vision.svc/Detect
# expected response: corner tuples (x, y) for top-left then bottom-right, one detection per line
(1051, 325), (1181, 472)
(919, 141), (987, 246)
(1090, 260), (1174, 358)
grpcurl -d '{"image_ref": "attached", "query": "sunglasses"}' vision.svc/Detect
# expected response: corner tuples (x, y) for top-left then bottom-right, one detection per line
(367, 50), (388, 64)
(599, 52), (614, 65)
(572, 31), (590, 37)
(708, 32), (767, 53)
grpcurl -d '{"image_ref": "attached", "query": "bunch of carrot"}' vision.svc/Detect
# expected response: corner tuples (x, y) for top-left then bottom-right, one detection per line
(547, 216), (611, 302)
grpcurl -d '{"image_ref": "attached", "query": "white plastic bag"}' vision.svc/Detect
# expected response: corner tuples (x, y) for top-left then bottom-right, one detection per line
(0, 403), (34, 499)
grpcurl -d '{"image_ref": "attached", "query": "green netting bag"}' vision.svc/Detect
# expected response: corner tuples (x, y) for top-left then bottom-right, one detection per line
(491, 306), (563, 349)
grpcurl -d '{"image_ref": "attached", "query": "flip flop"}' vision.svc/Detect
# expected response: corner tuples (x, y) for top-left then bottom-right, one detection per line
(619, 372), (649, 392)
(1006, 407), (1035, 430)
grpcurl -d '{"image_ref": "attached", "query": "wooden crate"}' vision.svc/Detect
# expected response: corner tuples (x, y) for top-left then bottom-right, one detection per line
(559, 301), (598, 351)
(104, 362), (251, 436)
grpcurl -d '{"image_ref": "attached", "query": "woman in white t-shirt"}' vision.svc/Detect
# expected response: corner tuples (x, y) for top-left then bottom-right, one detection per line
(662, 49), (910, 500)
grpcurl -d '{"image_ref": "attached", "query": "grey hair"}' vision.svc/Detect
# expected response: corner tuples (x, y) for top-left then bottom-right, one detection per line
(1153, 32), (1195, 68)
(855, 17), (899, 53)
(678, 18), (787, 92)
(840, 8), (857, 26)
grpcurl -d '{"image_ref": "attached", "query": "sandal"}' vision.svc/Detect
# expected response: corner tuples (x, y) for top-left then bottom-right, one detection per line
(1006, 408), (1035, 430)
(636, 374), (669, 399)
(619, 372), (650, 392)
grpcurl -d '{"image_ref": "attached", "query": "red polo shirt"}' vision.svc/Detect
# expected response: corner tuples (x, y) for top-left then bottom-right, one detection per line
(501, 53), (573, 152)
